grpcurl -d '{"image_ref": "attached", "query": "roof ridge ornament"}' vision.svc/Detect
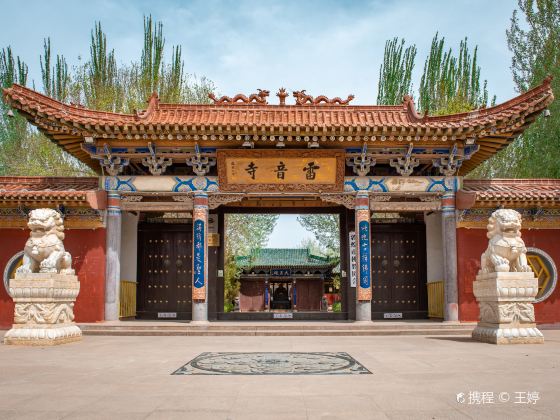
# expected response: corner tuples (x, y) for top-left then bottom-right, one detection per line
(208, 89), (270, 105)
(136, 92), (160, 119)
(402, 94), (425, 121)
(293, 90), (354, 106)
(276, 88), (289, 106)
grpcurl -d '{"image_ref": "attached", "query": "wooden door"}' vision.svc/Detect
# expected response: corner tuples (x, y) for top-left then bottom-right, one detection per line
(371, 224), (427, 319)
(239, 280), (265, 312)
(296, 279), (323, 311)
(137, 224), (193, 319)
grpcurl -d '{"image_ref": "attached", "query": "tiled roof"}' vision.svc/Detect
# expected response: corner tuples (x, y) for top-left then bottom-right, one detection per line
(236, 248), (338, 269)
(0, 177), (105, 208)
(0, 177), (99, 191)
(458, 179), (560, 208)
(2, 78), (554, 174)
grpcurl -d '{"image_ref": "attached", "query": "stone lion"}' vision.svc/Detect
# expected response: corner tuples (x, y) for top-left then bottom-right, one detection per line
(16, 209), (75, 275)
(479, 209), (532, 274)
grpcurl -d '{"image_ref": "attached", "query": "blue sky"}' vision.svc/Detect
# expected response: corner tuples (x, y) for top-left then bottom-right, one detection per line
(0, 0), (520, 248)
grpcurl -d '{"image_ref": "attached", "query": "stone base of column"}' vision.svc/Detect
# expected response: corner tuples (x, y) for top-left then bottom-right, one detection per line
(192, 301), (208, 323)
(472, 272), (544, 345)
(4, 325), (82, 346)
(444, 302), (459, 322)
(105, 302), (119, 322)
(4, 273), (82, 346)
(356, 301), (372, 322)
(472, 324), (544, 344)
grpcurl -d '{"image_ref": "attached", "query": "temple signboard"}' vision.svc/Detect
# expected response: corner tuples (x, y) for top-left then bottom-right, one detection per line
(217, 150), (345, 192)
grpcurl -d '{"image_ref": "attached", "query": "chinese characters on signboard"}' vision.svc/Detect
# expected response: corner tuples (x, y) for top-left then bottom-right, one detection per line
(349, 231), (357, 287)
(193, 219), (205, 290)
(217, 150), (344, 192)
(233, 158), (328, 184)
(358, 220), (371, 289)
(271, 269), (292, 277)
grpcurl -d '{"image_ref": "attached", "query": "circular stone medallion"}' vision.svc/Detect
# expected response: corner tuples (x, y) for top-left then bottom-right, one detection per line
(184, 352), (369, 375)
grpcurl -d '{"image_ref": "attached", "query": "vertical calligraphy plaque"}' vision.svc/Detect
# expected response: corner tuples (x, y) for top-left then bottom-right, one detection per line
(349, 231), (357, 288)
(192, 201), (208, 301)
(356, 194), (372, 301)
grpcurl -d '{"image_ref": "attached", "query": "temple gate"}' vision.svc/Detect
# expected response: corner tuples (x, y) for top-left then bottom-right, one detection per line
(1, 79), (554, 323)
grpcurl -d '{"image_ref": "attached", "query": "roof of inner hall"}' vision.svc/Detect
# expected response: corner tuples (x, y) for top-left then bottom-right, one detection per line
(2, 78), (554, 174)
(236, 248), (339, 270)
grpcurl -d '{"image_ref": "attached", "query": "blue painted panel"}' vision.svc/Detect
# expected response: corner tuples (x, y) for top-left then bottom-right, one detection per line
(264, 286), (269, 306)
(193, 219), (205, 289)
(358, 220), (371, 289)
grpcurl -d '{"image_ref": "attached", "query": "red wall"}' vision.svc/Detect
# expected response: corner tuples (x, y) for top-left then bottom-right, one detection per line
(0, 228), (106, 328)
(457, 228), (560, 324)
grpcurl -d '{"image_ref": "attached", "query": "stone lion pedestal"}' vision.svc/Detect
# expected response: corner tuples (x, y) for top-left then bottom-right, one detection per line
(472, 209), (543, 345)
(4, 273), (82, 345)
(472, 272), (544, 344)
(4, 208), (82, 346)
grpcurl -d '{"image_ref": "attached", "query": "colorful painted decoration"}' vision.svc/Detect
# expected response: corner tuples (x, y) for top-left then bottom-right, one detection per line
(359, 221), (371, 290)
(192, 205), (207, 301)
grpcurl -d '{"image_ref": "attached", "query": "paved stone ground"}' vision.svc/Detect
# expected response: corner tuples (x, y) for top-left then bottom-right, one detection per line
(0, 331), (559, 419)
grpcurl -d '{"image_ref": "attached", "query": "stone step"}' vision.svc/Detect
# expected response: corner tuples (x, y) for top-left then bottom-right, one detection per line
(81, 327), (474, 337)
(79, 322), (475, 332)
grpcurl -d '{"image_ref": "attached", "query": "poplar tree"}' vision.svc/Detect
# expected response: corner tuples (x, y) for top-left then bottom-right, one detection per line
(419, 33), (493, 115)
(0, 16), (215, 175)
(41, 38), (70, 102)
(0, 47), (28, 174)
(82, 22), (122, 111)
(377, 38), (417, 105)
(140, 15), (164, 98)
(376, 33), (493, 114)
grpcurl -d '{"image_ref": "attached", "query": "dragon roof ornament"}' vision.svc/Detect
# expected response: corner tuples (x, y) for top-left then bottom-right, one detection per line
(209, 89), (270, 105)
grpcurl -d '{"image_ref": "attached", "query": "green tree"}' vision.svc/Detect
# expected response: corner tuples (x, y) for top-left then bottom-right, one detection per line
(376, 33), (494, 115)
(297, 214), (340, 256)
(80, 22), (123, 111)
(1, 16), (215, 176)
(472, 0), (559, 178)
(298, 237), (327, 256)
(41, 38), (70, 102)
(419, 33), (493, 115)
(224, 214), (278, 309)
(377, 38), (417, 105)
(0, 47), (28, 175)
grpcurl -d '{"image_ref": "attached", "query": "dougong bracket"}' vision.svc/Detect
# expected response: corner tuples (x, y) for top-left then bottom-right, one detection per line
(433, 143), (462, 176)
(142, 142), (172, 175)
(99, 144), (129, 176)
(186, 143), (216, 176)
(346, 144), (376, 177)
(389, 143), (419, 176)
